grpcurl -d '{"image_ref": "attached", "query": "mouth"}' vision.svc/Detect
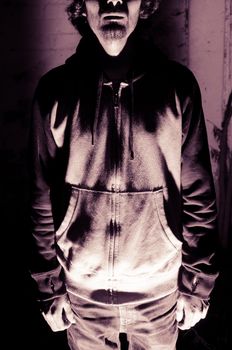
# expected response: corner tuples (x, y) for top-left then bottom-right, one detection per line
(102, 13), (126, 20)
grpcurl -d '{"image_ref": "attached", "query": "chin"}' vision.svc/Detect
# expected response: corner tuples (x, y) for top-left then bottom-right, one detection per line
(101, 38), (128, 56)
(101, 23), (127, 39)
(98, 24), (128, 56)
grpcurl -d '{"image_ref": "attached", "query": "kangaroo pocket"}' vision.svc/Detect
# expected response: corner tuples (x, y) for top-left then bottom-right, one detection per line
(55, 187), (112, 276)
(55, 187), (182, 289)
(114, 189), (182, 279)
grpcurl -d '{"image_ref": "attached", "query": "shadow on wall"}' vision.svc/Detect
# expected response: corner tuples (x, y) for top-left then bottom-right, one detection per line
(0, 1), (71, 349)
(151, 0), (189, 65)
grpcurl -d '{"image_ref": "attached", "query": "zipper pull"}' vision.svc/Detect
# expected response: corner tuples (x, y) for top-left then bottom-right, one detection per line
(112, 81), (120, 107)
(114, 91), (119, 107)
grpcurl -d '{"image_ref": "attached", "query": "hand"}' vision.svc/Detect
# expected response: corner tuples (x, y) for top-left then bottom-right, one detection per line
(41, 294), (76, 332)
(176, 294), (209, 330)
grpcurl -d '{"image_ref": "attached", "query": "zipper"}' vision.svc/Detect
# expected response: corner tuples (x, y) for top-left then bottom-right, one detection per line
(108, 83), (124, 303)
(108, 187), (118, 303)
(112, 83), (126, 191)
(107, 81), (128, 303)
(113, 89), (119, 108)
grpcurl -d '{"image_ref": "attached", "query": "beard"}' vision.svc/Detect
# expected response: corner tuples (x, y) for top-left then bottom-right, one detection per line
(101, 22), (127, 39)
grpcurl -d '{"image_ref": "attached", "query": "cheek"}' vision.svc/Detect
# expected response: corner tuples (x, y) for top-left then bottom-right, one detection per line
(86, 14), (99, 33)
(128, 2), (141, 23)
(128, 10), (140, 29)
(85, 4), (100, 24)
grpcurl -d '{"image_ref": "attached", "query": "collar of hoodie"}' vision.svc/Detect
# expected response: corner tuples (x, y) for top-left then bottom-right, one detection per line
(65, 34), (166, 161)
(91, 71), (145, 160)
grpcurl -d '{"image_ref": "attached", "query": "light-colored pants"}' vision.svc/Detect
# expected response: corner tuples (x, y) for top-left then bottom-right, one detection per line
(67, 291), (178, 350)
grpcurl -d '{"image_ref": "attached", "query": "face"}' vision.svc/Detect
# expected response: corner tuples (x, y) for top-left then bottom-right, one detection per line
(84, 0), (142, 56)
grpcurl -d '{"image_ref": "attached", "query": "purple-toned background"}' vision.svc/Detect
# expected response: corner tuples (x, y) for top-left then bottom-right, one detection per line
(0, 1), (231, 349)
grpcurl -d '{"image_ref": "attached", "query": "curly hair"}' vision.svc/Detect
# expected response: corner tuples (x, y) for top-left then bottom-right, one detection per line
(67, 0), (161, 34)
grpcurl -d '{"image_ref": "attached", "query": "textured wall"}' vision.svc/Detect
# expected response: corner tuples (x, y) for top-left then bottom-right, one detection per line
(188, 0), (228, 179)
(189, 0), (225, 127)
(151, 0), (189, 65)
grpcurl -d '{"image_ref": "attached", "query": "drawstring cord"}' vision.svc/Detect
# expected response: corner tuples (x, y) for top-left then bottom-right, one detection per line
(92, 73), (104, 145)
(129, 76), (135, 160)
(91, 74), (135, 161)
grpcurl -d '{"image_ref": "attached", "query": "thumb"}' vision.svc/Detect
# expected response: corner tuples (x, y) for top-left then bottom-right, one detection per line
(176, 297), (184, 322)
(64, 303), (76, 324)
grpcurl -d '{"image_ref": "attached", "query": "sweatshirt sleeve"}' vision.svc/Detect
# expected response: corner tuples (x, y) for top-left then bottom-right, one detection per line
(29, 76), (66, 302)
(179, 70), (219, 301)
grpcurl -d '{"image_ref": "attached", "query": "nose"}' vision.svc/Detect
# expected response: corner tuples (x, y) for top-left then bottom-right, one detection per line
(106, 0), (123, 6)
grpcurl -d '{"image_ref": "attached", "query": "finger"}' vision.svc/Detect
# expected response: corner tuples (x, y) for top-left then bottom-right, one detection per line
(65, 305), (76, 324)
(190, 311), (202, 328)
(179, 308), (204, 330)
(178, 318), (189, 330)
(178, 309), (194, 330)
(176, 299), (184, 322)
(202, 305), (209, 319)
(192, 306), (209, 326)
(42, 311), (63, 332)
(62, 306), (76, 326)
(43, 310), (72, 332)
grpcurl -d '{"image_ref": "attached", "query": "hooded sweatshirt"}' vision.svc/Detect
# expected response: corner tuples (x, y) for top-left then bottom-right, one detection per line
(29, 33), (218, 305)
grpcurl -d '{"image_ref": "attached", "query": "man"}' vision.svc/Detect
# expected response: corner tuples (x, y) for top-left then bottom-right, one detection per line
(29, 0), (218, 349)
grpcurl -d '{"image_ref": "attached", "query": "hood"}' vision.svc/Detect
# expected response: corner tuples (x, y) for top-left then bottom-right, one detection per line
(63, 32), (177, 160)
(65, 30), (168, 82)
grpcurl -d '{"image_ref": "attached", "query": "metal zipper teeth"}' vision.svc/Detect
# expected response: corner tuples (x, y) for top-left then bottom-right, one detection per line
(108, 84), (123, 301)
(113, 84), (123, 192)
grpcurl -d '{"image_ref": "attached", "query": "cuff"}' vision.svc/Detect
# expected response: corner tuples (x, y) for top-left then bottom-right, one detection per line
(178, 265), (218, 301)
(31, 265), (66, 301)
